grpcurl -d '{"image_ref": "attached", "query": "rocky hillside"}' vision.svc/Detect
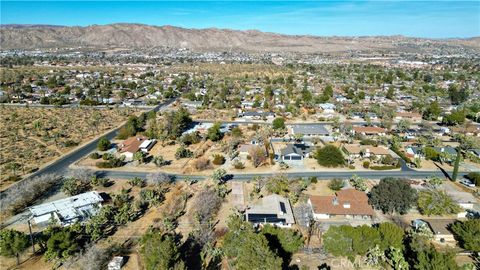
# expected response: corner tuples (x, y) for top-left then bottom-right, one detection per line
(1, 23), (479, 54)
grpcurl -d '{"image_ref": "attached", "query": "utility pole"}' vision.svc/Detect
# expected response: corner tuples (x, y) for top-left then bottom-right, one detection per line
(27, 219), (35, 254)
(452, 148), (461, 181)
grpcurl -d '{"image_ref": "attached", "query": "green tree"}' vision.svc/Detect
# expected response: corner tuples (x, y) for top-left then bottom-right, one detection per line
(207, 122), (223, 141)
(272, 117), (286, 130)
(423, 101), (441, 120)
(44, 226), (81, 261)
(62, 177), (91, 196)
(417, 190), (461, 216)
(450, 219), (480, 252)
(316, 145), (345, 167)
(377, 223), (404, 251)
(223, 215), (282, 270)
(442, 110), (466, 126)
(369, 178), (417, 214)
(96, 136), (111, 151)
(140, 231), (186, 270)
(0, 229), (30, 265)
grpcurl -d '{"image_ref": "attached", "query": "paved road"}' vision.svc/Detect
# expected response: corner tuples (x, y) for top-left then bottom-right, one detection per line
(4, 98), (176, 185)
(96, 169), (472, 181)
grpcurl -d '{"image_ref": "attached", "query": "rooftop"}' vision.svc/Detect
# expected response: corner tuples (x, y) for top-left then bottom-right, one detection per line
(246, 194), (295, 224)
(309, 189), (375, 216)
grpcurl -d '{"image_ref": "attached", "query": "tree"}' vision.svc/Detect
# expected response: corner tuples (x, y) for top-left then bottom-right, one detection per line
(442, 110), (466, 126)
(423, 101), (441, 120)
(377, 223), (404, 251)
(207, 122), (223, 141)
(417, 190), (461, 216)
(261, 224), (303, 268)
(397, 119), (411, 133)
(265, 175), (290, 195)
(0, 229), (29, 265)
(152, 155), (169, 167)
(62, 177), (91, 196)
(323, 225), (380, 260)
(272, 117), (286, 130)
(175, 146), (193, 159)
(96, 136), (110, 151)
(369, 178), (417, 214)
(316, 145), (345, 167)
(350, 175), (367, 191)
(223, 215), (282, 270)
(328, 178), (344, 191)
(140, 231), (186, 270)
(248, 145), (267, 167)
(133, 151), (146, 164)
(387, 247), (408, 270)
(212, 169), (227, 184)
(452, 148), (461, 181)
(450, 219), (480, 252)
(146, 172), (172, 186)
(44, 226), (81, 261)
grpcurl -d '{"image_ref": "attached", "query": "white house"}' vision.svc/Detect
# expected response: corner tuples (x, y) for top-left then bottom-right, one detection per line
(29, 191), (104, 227)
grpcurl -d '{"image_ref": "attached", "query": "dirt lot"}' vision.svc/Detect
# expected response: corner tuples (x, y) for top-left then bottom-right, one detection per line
(0, 106), (132, 188)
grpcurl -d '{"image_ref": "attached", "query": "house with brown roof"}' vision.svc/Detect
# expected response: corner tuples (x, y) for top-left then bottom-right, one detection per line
(118, 135), (156, 159)
(308, 189), (375, 220)
(395, 111), (422, 123)
(352, 126), (387, 137)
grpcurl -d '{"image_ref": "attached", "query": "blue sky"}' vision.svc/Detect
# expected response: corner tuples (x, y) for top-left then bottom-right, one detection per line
(1, 1), (479, 38)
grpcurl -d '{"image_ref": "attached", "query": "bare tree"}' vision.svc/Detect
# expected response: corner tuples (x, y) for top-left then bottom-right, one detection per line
(146, 172), (173, 186)
(248, 145), (267, 168)
(64, 245), (110, 270)
(191, 187), (223, 246)
(68, 168), (94, 182)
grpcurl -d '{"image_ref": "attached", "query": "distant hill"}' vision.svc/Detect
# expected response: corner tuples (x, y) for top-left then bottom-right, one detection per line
(1, 23), (479, 54)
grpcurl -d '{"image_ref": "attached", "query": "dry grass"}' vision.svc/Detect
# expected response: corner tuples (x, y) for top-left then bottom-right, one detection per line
(0, 106), (130, 187)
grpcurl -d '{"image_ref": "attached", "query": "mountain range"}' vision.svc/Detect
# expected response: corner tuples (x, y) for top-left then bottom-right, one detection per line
(1, 23), (479, 54)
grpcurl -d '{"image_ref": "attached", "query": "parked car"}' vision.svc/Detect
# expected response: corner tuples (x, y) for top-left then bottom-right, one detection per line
(460, 178), (475, 188)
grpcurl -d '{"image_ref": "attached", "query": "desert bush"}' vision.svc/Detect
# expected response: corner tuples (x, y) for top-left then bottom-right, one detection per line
(363, 160), (370, 168)
(248, 145), (267, 167)
(89, 152), (101, 159)
(328, 179), (344, 191)
(233, 160), (245, 169)
(146, 172), (173, 186)
(194, 158), (212, 171)
(212, 154), (226, 165)
(175, 146), (193, 159)
(152, 155), (169, 167)
(0, 173), (61, 215)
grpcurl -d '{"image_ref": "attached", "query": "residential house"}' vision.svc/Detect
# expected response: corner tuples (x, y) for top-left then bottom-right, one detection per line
(289, 124), (330, 138)
(183, 122), (213, 135)
(29, 191), (104, 227)
(319, 103), (336, 114)
(308, 189), (375, 220)
(413, 219), (456, 243)
(342, 144), (390, 161)
(245, 194), (295, 228)
(395, 111), (422, 123)
(278, 143), (313, 161)
(352, 126), (387, 137)
(119, 136), (156, 159)
(237, 111), (275, 121)
(406, 145), (457, 161)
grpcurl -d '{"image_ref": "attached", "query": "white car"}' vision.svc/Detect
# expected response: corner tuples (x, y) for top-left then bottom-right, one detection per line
(460, 179), (475, 188)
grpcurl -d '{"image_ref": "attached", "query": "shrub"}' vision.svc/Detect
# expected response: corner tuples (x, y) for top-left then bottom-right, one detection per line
(316, 145), (345, 167)
(272, 117), (286, 130)
(175, 146), (193, 159)
(328, 179), (344, 191)
(152, 155), (169, 167)
(309, 176), (318, 184)
(194, 158), (212, 171)
(465, 172), (480, 186)
(212, 154), (226, 165)
(363, 160), (370, 168)
(370, 165), (398, 170)
(180, 132), (200, 145)
(233, 160), (245, 169)
(63, 140), (78, 147)
(89, 152), (101, 159)
(97, 136), (111, 151)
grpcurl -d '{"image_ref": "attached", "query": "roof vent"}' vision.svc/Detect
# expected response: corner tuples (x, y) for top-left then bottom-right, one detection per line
(332, 197), (339, 206)
(343, 202), (351, 209)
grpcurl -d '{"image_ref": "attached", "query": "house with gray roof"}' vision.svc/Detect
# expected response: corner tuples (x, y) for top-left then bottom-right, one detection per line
(278, 143), (313, 161)
(290, 124), (330, 137)
(29, 191), (104, 227)
(245, 194), (295, 228)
